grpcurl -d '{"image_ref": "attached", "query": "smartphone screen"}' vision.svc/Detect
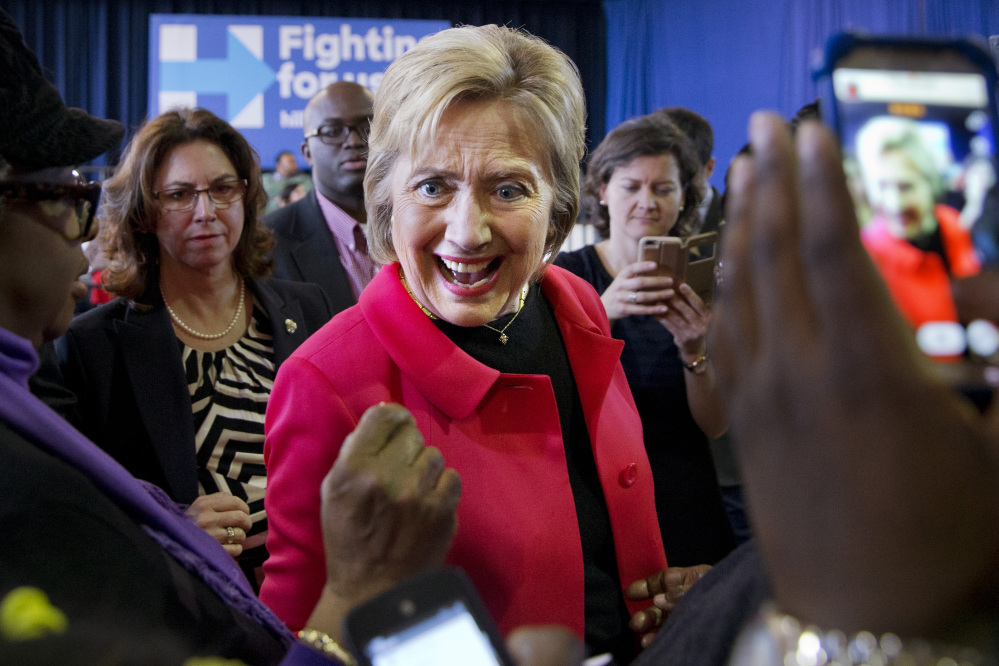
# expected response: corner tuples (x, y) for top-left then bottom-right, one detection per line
(363, 600), (505, 666)
(832, 59), (999, 366)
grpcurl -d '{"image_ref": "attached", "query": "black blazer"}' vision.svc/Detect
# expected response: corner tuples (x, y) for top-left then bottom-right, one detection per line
(263, 189), (356, 314)
(55, 277), (332, 504)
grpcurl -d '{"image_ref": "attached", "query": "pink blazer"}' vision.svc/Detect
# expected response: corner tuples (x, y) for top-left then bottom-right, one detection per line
(261, 263), (667, 637)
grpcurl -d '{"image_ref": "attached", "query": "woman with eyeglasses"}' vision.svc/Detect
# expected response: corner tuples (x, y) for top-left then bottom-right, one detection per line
(55, 108), (332, 591)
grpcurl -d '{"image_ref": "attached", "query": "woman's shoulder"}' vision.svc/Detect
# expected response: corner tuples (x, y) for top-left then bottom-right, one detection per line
(66, 297), (134, 335)
(541, 264), (610, 333)
(284, 302), (376, 367)
(251, 276), (334, 325)
(552, 244), (599, 275)
(552, 245), (608, 288)
(253, 276), (330, 307)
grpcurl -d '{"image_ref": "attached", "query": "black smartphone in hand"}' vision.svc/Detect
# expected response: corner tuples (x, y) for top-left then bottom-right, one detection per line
(342, 568), (514, 666)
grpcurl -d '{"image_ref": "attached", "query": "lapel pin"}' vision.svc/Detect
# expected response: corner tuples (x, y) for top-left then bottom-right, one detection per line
(285, 319), (298, 334)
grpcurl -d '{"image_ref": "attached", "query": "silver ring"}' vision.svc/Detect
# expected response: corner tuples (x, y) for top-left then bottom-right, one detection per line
(226, 526), (236, 544)
(629, 292), (638, 304)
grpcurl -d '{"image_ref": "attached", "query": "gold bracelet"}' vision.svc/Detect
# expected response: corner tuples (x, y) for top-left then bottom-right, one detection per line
(297, 628), (358, 666)
(682, 353), (709, 374)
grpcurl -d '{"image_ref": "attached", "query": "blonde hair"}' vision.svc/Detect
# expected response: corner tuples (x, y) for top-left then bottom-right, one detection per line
(364, 24), (586, 269)
(855, 116), (945, 206)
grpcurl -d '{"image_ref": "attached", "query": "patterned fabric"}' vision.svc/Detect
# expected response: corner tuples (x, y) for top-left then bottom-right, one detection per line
(182, 301), (275, 576)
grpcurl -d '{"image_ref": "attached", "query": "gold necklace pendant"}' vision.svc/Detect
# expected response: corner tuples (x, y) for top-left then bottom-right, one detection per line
(482, 285), (529, 344)
(399, 272), (529, 345)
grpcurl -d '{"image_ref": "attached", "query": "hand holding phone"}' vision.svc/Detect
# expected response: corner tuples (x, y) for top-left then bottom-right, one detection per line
(638, 233), (719, 306)
(343, 568), (515, 666)
(599, 257), (676, 323)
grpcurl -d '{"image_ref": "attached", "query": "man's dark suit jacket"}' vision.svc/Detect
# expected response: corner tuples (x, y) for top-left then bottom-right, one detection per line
(264, 190), (357, 315)
(55, 277), (332, 504)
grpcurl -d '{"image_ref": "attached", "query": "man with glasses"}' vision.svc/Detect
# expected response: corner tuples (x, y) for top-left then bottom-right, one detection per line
(265, 81), (378, 315)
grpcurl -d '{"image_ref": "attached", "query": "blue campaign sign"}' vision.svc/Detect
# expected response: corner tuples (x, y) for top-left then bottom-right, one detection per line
(148, 15), (449, 168)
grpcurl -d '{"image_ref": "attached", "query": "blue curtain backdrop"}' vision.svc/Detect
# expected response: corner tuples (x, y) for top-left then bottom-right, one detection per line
(6, 0), (605, 165)
(604, 0), (999, 187)
(8, 1), (999, 175)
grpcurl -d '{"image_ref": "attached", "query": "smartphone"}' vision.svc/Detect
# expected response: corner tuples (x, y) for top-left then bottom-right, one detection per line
(342, 567), (514, 666)
(638, 231), (719, 305)
(816, 33), (999, 385)
(638, 236), (684, 280)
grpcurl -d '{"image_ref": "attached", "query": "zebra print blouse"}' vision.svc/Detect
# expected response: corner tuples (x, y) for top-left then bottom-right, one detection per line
(182, 301), (275, 588)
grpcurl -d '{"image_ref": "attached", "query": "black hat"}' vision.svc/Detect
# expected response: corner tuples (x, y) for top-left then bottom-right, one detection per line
(0, 9), (124, 171)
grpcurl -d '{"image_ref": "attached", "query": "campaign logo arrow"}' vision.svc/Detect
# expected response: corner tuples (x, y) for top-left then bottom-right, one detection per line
(160, 30), (276, 121)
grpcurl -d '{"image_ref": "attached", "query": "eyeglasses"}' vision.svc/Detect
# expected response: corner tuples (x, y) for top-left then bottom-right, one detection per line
(304, 117), (372, 146)
(153, 179), (248, 212)
(0, 178), (102, 242)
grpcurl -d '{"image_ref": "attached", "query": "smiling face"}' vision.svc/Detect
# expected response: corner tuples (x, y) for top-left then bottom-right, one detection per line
(601, 153), (685, 241)
(153, 140), (244, 277)
(389, 99), (554, 327)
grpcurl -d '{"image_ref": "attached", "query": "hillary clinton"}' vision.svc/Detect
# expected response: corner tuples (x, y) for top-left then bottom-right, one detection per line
(261, 24), (670, 662)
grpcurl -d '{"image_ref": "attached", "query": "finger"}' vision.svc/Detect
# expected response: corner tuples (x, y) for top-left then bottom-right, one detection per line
(431, 467), (462, 518)
(223, 543), (243, 558)
(340, 403), (418, 459)
(376, 419), (428, 473)
(631, 302), (671, 317)
(665, 293), (699, 323)
(505, 626), (584, 666)
(747, 112), (817, 342)
(629, 275), (674, 291)
(197, 492), (251, 514)
(628, 288), (675, 305)
(676, 283), (709, 318)
(795, 122), (901, 339)
(710, 154), (757, 393)
(214, 524), (247, 543)
(628, 605), (664, 633)
(409, 445), (448, 496)
(641, 630), (659, 649)
(210, 509), (252, 532)
(623, 261), (660, 278)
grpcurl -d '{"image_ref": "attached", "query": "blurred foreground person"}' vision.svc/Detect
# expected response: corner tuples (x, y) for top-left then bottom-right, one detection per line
(635, 113), (999, 665)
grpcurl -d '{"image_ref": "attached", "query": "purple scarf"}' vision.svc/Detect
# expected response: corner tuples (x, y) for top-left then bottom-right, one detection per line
(0, 326), (291, 643)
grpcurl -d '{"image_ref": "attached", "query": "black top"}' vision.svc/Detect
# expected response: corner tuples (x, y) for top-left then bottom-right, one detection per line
(433, 283), (634, 663)
(554, 246), (736, 567)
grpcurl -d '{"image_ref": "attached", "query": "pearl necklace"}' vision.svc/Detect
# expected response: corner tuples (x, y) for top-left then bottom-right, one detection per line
(399, 274), (529, 345)
(161, 279), (245, 340)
